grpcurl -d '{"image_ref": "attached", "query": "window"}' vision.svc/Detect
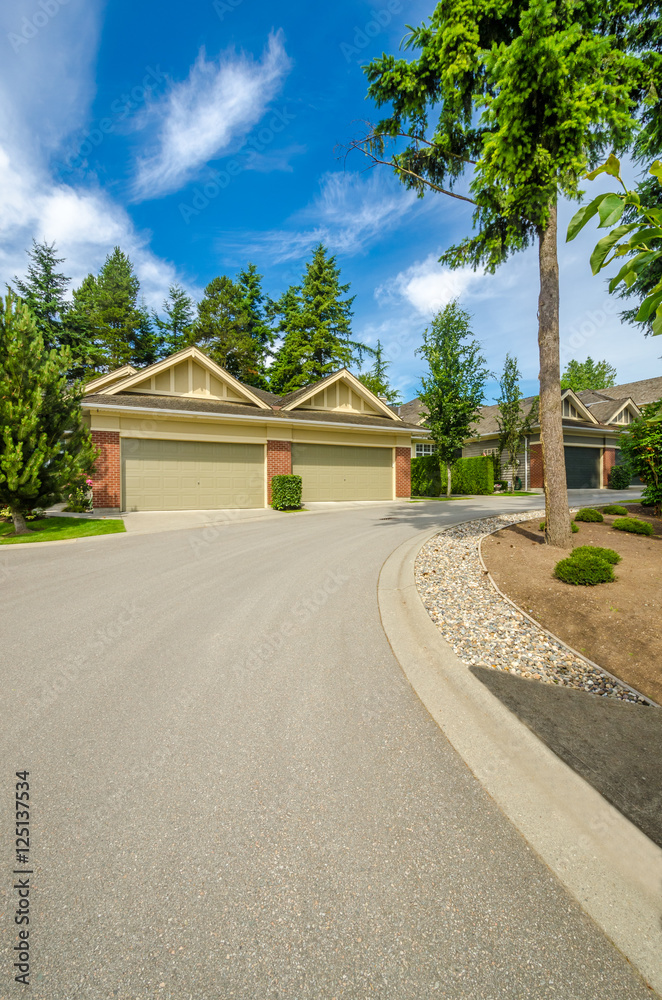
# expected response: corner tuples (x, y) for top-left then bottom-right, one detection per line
(415, 442), (436, 456)
(615, 409), (632, 424)
(562, 398), (579, 418)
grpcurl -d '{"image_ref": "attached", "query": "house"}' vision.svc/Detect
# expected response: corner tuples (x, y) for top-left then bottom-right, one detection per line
(398, 374), (662, 489)
(82, 347), (423, 511)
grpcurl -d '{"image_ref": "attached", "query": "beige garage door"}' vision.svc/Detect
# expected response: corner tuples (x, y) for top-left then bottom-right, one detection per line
(291, 443), (393, 501)
(122, 439), (265, 511)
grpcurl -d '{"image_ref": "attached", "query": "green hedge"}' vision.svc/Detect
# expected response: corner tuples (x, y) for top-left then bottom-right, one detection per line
(271, 474), (302, 510)
(607, 463), (632, 490)
(411, 455), (447, 496)
(451, 456), (494, 495)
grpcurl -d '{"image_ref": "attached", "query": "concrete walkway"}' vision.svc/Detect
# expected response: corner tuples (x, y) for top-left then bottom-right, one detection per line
(0, 493), (654, 999)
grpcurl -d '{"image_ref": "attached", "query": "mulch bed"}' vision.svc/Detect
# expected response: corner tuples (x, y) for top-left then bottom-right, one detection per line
(481, 507), (662, 704)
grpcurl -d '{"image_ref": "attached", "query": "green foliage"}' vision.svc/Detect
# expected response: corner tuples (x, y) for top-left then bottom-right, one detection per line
(357, 340), (401, 404)
(496, 354), (536, 486)
(602, 504), (628, 515)
(0, 516), (125, 544)
(451, 456), (493, 495)
(236, 263), (274, 388)
(612, 516), (655, 535)
(417, 301), (489, 494)
(152, 284), (195, 356)
(540, 519), (578, 533)
(270, 474), (303, 511)
(616, 176), (662, 334)
(94, 247), (157, 368)
(411, 454), (446, 497)
(560, 357), (618, 392)
(567, 157), (662, 335)
(574, 508), (604, 522)
(65, 477), (94, 513)
(619, 399), (662, 514)
(607, 463), (632, 490)
(572, 545), (621, 565)
(0, 292), (97, 532)
(554, 552), (615, 586)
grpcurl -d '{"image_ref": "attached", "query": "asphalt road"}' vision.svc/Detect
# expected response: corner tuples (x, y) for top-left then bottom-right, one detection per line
(0, 492), (653, 999)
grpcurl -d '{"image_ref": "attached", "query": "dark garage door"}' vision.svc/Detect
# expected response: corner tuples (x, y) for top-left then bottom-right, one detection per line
(564, 446), (600, 489)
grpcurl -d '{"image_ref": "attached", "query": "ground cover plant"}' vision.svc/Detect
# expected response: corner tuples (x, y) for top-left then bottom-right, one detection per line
(602, 504), (629, 515)
(554, 550), (616, 586)
(0, 516), (125, 544)
(574, 508), (604, 523)
(612, 517), (654, 536)
(572, 545), (621, 565)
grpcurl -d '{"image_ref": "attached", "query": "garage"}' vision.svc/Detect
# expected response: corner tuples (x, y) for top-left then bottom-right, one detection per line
(564, 446), (600, 489)
(122, 439), (265, 510)
(291, 443), (393, 501)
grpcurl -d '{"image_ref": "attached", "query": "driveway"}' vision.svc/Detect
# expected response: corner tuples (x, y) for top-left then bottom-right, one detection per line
(0, 492), (652, 999)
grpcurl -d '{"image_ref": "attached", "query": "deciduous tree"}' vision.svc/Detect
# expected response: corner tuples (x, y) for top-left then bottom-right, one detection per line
(560, 356), (618, 392)
(496, 354), (536, 489)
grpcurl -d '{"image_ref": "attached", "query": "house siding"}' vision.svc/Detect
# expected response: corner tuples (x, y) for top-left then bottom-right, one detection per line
(91, 430), (121, 509)
(395, 447), (411, 497)
(266, 440), (292, 503)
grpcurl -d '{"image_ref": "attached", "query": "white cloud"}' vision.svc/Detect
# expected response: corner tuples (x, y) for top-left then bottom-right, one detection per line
(133, 32), (291, 200)
(377, 253), (502, 317)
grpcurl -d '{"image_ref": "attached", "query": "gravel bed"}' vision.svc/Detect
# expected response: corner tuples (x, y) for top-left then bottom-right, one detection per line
(415, 511), (648, 704)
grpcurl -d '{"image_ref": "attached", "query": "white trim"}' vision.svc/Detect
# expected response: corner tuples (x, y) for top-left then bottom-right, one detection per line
(560, 388), (599, 423)
(280, 368), (402, 422)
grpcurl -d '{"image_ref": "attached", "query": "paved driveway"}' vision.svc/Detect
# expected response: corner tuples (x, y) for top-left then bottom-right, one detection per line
(0, 492), (652, 999)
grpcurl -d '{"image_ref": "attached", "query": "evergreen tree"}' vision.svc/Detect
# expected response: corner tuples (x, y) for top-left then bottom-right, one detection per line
(560, 357), (617, 392)
(152, 284), (195, 356)
(417, 301), (489, 496)
(0, 292), (97, 534)
(357, 341), (401, 404)
(269, 245), (364, 394)
(95, 247), (143, 369)
(131, 302), (162, 368)
(496, 354), (537, 490)
(236, 263), (274, 388)
(191, 275), (258, 380)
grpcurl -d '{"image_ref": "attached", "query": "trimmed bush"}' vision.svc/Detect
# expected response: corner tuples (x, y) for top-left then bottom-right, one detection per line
(572, 545), (621, 565)
(612, 516), (655, 536)
(601, 504), (628, 515)
(411, 454), (446, 497)
(554, 552), (615, 586)
(574, 507), (604, 523)
(607, 463), (632, 490)
(270, 474), (302, 510)
(451, 456), (494, 495)
(539, 519), (579, 533)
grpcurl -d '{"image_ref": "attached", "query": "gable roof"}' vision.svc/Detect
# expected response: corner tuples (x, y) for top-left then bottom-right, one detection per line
(586, 397), (641, 424)
(85, 365), (137, 393)
(591, 375), (662, 407)
(278, 368), (402, 422)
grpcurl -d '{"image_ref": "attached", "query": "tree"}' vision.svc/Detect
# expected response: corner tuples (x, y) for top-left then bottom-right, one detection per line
(560, 356), (618, 392)
(496, 354), (536, 489)
(567, 156), (662, 335)
(616, 175), (662, 334)
(416, 301), (489, 495)
(152, 284), (195, 356)
(269, 244), (368, 394)
(191, 275), (258, 380)
(94, 247), (145, 369)
(236, 264), (274, 388)
(351, 0), (656, 545)
(357, 340), (401, 403)
(0, 292), (96, 535)
(619, 400), (662, 515)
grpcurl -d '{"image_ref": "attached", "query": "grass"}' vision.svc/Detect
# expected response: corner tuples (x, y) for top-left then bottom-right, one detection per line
(409, 490), (537, 502)
(0, 516), (126, 544)
(493, 490), (538, 497)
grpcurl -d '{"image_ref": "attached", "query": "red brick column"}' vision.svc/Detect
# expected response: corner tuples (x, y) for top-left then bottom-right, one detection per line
(267, 440), (292, 503)
(395, 447), (411, 498)
(90, 430), (121, 509)
(529, 443), (544, 489)
(603, 447), (617, 487)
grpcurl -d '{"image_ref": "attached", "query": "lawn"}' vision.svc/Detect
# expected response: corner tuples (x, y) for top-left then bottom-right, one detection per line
(409, 491), (538, 502)
(0, 516), (126, 544)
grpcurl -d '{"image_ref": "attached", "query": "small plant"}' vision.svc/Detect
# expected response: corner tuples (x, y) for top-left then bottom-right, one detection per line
(601, 504), (628, 515)
(554, 551), (615, 585)
(612, 516), (655, 536)
(607, 464), (632, 490)
(574, 507), (604, 523)
(540, 519), (579, 533)
(65, 478), (94, 513)
(270, 474), (303, 511)
(572, 545), (621, 565)
(1, 506), (44, 522)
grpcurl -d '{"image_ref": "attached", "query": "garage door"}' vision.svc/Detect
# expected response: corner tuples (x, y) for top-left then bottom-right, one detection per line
(122, 439), (264, 510)
(291, 444), (393, 501)
(564, 446), (600, 489)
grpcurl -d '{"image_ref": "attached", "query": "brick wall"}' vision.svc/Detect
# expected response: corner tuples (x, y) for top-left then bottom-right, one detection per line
(530, 443), (544, 489)
(395, 447), (411, 498)
(603, 447), (617, 487)
(267, 440), (292, 503)
(91, 430), (121, 509)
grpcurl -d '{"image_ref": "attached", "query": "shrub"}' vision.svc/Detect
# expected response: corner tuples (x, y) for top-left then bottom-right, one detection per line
(271, 474), (302, 510)
(411, 454), (446, 496)
(539, 519), (579, 533)
(554, 552), (615, 585)
(1, 506), (44, 522)
(574, 507), (604, 522)
(66, 478), (94, 513)
(611, 516), (655, 536)
(572, 545), (621, 565)
(601, 504), (628, 515)
(451, 456), (494, 495)
(607, 463), (632, 490)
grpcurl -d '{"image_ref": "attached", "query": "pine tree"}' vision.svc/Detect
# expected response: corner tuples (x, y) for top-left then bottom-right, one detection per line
(131, 302), (162, 368)
(236, 263), (274, 388)
(269, 245), (362, 394)
(0, 292), (97, 534)
(152, 284), (195, 356)
(95, 247), (143, 369)
(191, 275), (254, 379)
(357, 341), (401, 403)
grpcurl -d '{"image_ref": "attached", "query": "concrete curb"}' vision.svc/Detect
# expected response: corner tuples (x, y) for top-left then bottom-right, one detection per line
(377, 524), (662, 997)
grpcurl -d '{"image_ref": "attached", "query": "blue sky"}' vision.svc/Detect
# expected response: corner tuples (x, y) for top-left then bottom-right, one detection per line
(1, 0), (660, 403)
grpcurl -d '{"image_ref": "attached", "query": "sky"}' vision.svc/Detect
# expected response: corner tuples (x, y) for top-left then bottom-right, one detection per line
(1, 0), (660, 404)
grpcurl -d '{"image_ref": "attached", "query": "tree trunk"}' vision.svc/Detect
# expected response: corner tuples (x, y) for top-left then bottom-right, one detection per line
(11, 508), (31, 535)
(537, 202), (571, 548)
(446, 463), (452, 496)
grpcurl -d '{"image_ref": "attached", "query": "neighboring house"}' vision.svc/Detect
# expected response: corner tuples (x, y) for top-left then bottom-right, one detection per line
(398, 374), (662, 489)
(83, 347), (422, 511)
